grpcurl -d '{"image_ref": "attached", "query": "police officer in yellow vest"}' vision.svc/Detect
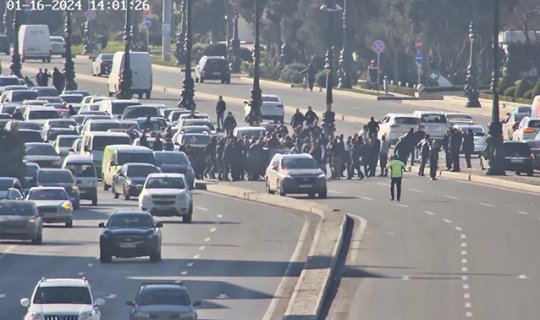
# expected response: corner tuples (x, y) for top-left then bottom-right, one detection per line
(386, 155), (406, 201)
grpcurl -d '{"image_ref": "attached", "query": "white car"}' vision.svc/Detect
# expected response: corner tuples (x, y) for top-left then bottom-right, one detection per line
(173, 132), (211, 149)
(233, 126), (267, 139)
(21, 277), (105, 320)
(512, 117), (540, 141)
(445, 112), (475, 126)
(413, 111), (450, 140)
(49, 36), (66, 56)
(244, 94), (285, 123)
(26, 186), (73, 227)
(378, 113), (421, 144)
(503, 105), (531, 140)
(139, 173), (193, 223)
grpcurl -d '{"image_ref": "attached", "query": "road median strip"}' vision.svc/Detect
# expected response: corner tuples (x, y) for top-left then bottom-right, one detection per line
(204, 183), (347, 320)
(439, 170), (540, 194)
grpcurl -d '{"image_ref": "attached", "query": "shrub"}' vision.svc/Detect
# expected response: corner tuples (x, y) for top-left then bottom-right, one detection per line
(532, 78), (540, 98)
(238, 47), (253, 62)
(514, 78), (533, 98)
(315, 70), (330, 87)
(497, 74), (515, 94)
(503, 86), (516, 97)
(279, 63), (306, 84)
(523, 89), (534, 100)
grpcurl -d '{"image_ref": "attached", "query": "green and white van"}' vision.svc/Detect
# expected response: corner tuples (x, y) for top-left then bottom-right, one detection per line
(81, 131), (131, 177)
(102, 145), (155, 191)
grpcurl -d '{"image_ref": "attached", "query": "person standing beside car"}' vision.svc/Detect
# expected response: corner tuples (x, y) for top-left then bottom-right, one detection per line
(462, 129), (474, 168)
(216, 96), (226, 130)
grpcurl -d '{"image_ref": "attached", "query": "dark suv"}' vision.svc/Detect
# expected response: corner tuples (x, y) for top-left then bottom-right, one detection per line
(0, 35), (10, 55)
(195, 56), (231, 84)
(502, 141), (534, 176)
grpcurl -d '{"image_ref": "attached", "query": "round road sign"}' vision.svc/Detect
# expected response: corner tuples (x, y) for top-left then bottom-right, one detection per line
(371, 40), (385, 54)
(415, 38), (423, 51)
(429, 70), (441, 81)
(85, 10), (96, 20)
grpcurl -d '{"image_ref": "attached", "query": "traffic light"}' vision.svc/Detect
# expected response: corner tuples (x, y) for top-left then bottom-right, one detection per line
(322, 111), (335, 126)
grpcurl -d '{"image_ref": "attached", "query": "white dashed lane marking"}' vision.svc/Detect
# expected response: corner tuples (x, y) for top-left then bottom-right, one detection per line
(480, 202), (494, 208)
(395, 203), (408, 208)
(455, 226), (463, 231)
(181, 271), (188, 276)
(199, 246), (206, 251)
(0, 294), (6, 299)
(410, 188), (424, 193)
(443, 219), (452, 224)
(518, 210), (529, 215)
(328, 189), (341, 194)
(358, 196), (374, 201)
(210, 227), (217, 233)
(425, 211), (435, 216)
(193, 254), (200, 259)
(445, 195), (459, 200)
(217, 214), (223, 219)
(518, 275), (529, 279)
(196, 206), (208, 211)
(187, 263), (194, 267)
(204, 237), (211, 242)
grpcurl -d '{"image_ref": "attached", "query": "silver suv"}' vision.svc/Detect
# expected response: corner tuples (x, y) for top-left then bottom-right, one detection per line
(21, 277), (105, 320)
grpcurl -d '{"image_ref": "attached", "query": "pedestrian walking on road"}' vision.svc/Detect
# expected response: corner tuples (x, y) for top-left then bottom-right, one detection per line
(429, 141), (440, 180)
(223, 112), (237, 136)
(42, 69), (51, 86)
(35, 69), (44, 86)
(304, 106), (319, 126)
(442, 130), (452, 170)
(379, 134), (390, 176)
(366, 116), (380, 139)
(216, 95), (226, 130)
(462, 129), (474, 168)
(52, 67), (64, 93)
(449, 128), (463, 172)
(417, 134), (431, 176)
(386, 156), (406, 201)
(291, 108), (305, 130)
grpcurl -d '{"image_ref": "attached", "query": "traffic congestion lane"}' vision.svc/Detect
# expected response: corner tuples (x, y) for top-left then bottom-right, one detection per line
(0, 188), (312, 320)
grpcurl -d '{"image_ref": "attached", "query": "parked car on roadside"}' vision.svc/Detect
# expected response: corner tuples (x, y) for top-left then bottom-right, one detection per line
(501, 141), (535, 176)
(195, 55), (231, 84)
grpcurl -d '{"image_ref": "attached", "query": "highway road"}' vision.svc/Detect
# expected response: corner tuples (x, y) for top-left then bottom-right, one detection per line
(0, 188), (314, 319)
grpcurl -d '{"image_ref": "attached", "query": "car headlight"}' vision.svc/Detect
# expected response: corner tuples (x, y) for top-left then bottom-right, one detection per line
(28, 217), (35, 224)
(80, 311), (94, 320)
(177, 192), (187, 199)
(28, 313), (44, 320)
(72, 185), (79, 190)
(134, 312), (151, 318)
(62, 202), (72, 211)
(318, 173), (326, 178)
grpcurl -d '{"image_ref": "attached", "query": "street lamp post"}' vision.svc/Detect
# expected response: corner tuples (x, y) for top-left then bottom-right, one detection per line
(224, 14), (229, 57)
(464, 0), (480, 108)
(117, 4), (132, 99)
(230, 12), (241, 73)
(9, 9), (22, 79)
(177, 0), (196, 110)
(486, 0), (505, 175)
(246, 0), (262, 126)
(82, 17), (94, 55)
(337, 0), (351, 89)
(174, 0), (186, 66)
(64, 11), (77, 91)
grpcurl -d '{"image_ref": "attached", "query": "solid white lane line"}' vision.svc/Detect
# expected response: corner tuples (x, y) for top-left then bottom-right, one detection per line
(210, 227), (217, 233)
(425, 211), (435, 216)
(204, 237), (211, 242)
(395, 203), (408, 208)
(358, 196), (374, 201)
(328, 189), (341, 194)
(518, 210), (529, 215)
(443, 219), (452, 224)
(196, 206), (209, 211)
(480, 202), (494, 207)
(445, 195), (459, 200)
(410, 188), (424, 193)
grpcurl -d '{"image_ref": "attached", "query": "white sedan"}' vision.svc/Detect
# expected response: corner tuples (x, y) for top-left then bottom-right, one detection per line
(512, 117), (540, 141)
(244, 94), (284, 123)
(139, 173), (193, 223)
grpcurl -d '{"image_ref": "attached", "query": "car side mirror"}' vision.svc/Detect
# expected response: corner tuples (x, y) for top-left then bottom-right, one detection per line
(20, 298), (30, 308)
(126, 300), (136, 307)
(94, 298), (105, 307)
(98, 222), (105, 228)
(192, 301), (202, 307)
(156, 221), (163, 228)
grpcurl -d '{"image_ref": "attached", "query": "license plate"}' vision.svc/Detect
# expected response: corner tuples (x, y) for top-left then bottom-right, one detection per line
(79, 189), (86, 194)
(511, 159), (523, 163)
(213, 72), (221, 75)
(299, 184), (312, 188)
(120, 243), (136, 248)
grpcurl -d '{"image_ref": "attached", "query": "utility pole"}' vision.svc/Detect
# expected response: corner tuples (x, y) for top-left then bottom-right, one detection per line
(162, 0), (172, 61)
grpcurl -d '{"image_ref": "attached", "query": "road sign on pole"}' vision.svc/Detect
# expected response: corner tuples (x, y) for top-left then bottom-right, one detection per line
(371, 40), (385, 54)
(415, 51), (423, 65)
(144, 17), (152, 28)
(415, 37), (423, 51)
(429, 70), (441, 81)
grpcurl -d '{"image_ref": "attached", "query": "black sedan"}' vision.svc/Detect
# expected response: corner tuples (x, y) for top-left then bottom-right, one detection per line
(112, 163), (160, 200)
(502, 141), (535, 176)
(99, 211), (163, 263)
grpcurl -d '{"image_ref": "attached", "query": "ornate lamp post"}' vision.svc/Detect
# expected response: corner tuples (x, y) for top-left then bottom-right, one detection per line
(486, 0), (505, 175)
(230, 12), (241, 73)
(9, 9), (22, 79)
(82, 15), (94, 55)
(464, 0), (480, 108)
(245, 0), (262, 125)
(337, 0), (351, 89)
(177, 0), (196, 110)
(117, 4), (132, 99)
(224, 14), (229, 55)
(64, 11), (77, 90)
(174, 0), (186, 65)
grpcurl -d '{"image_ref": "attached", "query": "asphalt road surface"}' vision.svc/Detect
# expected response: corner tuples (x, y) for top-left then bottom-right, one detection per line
(0, 188), (312, 320)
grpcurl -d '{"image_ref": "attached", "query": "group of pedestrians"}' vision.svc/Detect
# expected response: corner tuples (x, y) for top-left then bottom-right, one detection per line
(35, 67), (66, 92)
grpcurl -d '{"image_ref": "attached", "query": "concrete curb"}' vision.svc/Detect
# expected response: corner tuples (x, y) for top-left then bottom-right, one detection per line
(204, 183), (347, 320)
(438, 170), (540, 194)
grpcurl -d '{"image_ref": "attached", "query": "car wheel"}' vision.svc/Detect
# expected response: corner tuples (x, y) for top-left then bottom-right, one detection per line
(42, 58), (46, 63)
(200, 77), (204, 83)
(47, 57), (51, 63)
(31, 232), (42, 245)
(277, 183), (286, 196)
(108, 91), (113, 97)
(21, 57), (25, 62)
(516, 171), (521, 176)
(123, 187), (130, 200)
(182, 214), (192, 223)
(318, 190), (327, 199)
(100, 251), (112, 263)
(265, 180), (274, 194)
(92, 197), (98, 206)
(226, 78), (231, 84)
(145, 91), (151, 99)
(137, 92), (143, 99)
(221, 79), (225, 84)
(149, 250), (161, 262)
(65, 220), (73, 228)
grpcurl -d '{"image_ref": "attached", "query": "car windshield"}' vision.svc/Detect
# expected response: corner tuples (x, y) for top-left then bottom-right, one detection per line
(282, 157), (319, 169)
(136, 119), (167, 131)
(38, 171), (74, 183)
(18, 122), (42, 130)
(12, 91), (38, 101)
(26, 144), (57, 156)
(50, 37), (64, 43)
(527, 120), (540, 128)
(146, 177), (186, 189)
(263, 96), (280, 102)
(19, 130), (43, 143)
(126, 165), (157, 177)
(92, 136), (131, 150)
(136, 287), (190, 306)
(154, 152), (189, 165)
(0, 202), (34, 215)
(517, 106), (531, 113)
(447, 114), (472, 121)
(35, 88), (58, 96)
(420, 114), (447, 123)
(206, 59), (227, 68)
(118, 152), (154, 165)
(29, 110), (60, 120)
(33, 287), (92, 305)
(101, 54), (113, 61)
(171, 111), (190, 122)
(58, 136), (78, 147)
(503, 143), (531, 156)
(65, 164), (95, 177)
(124, 107), (159, 119)
(182, 127), (209, 134)
(0, 77), (20, 86)
(515, 113), (527, 122)
(61, 95), (83, 103)
(112, 102), (139, 115)
(0, 179), (16, 189)
(28, 189), (68, 200)
(181, 135), (210, 145)
(183, 121), (214, 130)
(90, 122), (123, 131)
(50, 120), (76, 128)
(395, 117), (421, 125)
(107, 214), (154, 228)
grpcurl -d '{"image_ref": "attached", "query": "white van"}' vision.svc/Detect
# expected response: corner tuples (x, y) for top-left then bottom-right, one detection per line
(62, 155), (98, 206)
(80, 131), (132, 177)
(19, 24), (51, 62)
(98, 98), (141, 119)
(108, 51), (153, 99)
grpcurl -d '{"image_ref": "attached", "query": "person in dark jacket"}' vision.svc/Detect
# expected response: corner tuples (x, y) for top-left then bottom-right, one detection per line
(153, 134), (163, 151)
(12, 109), (23, 121)
(164, 138), (174, 151)
(304, 106), (319, 126)
(368, 137), (381, 177)
(449, 128), (463, 172)
(394, 137), (408, 165)
(223, 112), (237, 135)
(462, 129), (474, 168)
(42, 69), (51, 86)
(139, 133), (149, 148)
(442, 130), (452, 170)
(417, 134), (431, 176)
(247, 140), (266, 180)
(429, 140), (440, 180)
(348, 139), (364, 180)
(366, 117), (380, 138)
(52, 67), (64, 93)
(67, 105), (77, 116)
(291, 108), (305, 129)
(411, 126), (426, 164)
(216, 96), (226, 130)
(266, 133), (280, 149)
